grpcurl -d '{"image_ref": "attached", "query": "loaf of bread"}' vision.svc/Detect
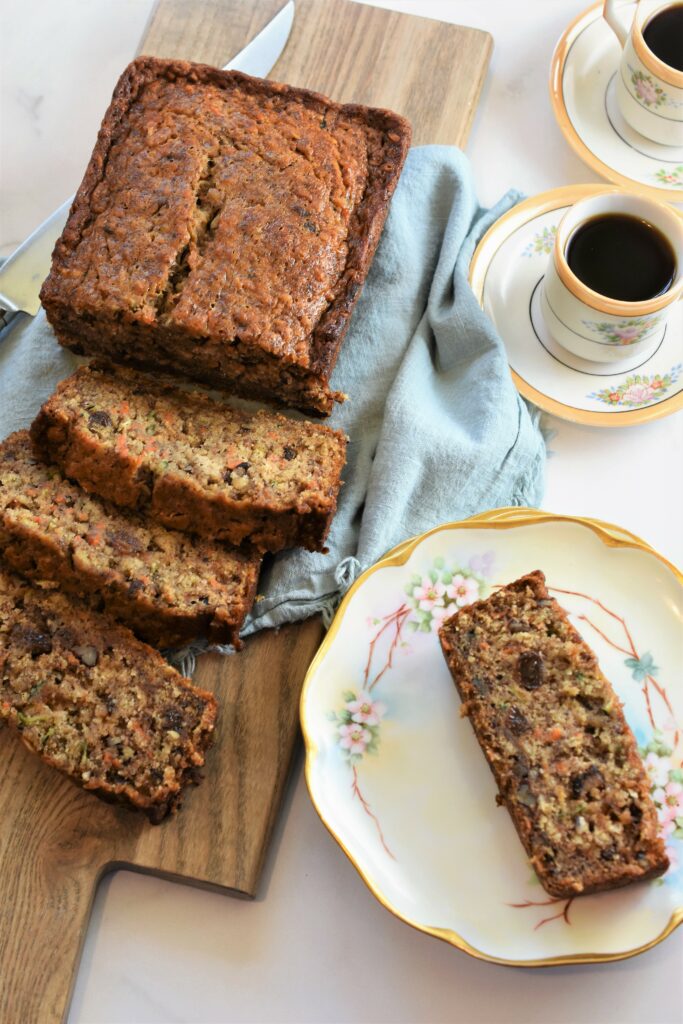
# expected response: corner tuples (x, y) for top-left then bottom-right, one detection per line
(31, 364), (347, 553)
(0, 564), (217, 822)
(0, 431), (261, 648)
(438, 570), (668, 897)
(39, 58), (411, 415)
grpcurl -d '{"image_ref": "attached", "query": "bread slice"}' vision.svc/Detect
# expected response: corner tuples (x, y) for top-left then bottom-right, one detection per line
(0, 431), (261, 648)
(31, 364), (347, 553)
(0, 564), (216, 822)
(438, 570), (668, 897)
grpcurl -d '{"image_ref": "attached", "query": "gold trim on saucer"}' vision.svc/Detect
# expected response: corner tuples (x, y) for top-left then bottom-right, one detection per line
(549, 2), (683, 204)
(468, 185), (683, 427)
(300, 509), (683, 968)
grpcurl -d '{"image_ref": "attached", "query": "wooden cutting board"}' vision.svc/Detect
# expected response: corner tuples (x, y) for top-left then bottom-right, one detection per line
(0, 3), (491, 1021)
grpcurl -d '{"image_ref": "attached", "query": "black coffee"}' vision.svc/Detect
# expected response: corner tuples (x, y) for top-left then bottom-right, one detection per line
(566, 213), (676, 302)
(643, 3), (683, 72)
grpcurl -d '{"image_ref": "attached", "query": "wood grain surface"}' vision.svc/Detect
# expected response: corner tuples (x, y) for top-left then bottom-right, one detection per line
(0, 621), (323, 1023)
(0, 3), (491, 1022)
(143, 0), (492, 146)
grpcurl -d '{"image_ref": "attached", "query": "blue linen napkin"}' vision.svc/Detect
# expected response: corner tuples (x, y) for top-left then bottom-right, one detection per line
(0, 145), (545, 653)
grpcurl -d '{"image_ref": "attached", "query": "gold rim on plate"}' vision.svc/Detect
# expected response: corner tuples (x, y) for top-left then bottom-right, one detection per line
(469, 184), (683, 427)
(549, 1), (683, 204)
(300, 507), (683, 967)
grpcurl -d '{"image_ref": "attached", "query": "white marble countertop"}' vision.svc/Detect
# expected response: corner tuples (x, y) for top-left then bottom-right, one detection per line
(3, 1), (682, 1021)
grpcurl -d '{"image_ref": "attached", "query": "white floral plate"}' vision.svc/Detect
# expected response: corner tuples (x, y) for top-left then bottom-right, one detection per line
(301, 510), (683, 966)
(550, 1), (683, 204)
(469, 184), (683, 427)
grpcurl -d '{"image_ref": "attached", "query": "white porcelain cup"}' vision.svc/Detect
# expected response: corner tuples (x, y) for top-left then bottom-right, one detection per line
(541, 190), (683, 363)
(604, 0), (683, 146)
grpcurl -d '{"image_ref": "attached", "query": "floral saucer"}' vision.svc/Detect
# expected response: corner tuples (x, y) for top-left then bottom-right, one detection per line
(301, 509), (683, 966)
(469, 184), (683, 427)
(550, 1), (683, 204)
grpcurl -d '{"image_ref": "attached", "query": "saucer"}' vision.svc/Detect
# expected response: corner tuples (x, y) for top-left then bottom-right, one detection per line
(550, 1), (683, 204)
(469, 185), (683, 427)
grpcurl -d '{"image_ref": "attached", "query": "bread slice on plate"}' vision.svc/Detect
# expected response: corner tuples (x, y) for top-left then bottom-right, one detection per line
(439, 570), (668, 897)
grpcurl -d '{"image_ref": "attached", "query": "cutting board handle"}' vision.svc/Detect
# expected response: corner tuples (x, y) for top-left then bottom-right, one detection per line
(0, 749), (126, 1023)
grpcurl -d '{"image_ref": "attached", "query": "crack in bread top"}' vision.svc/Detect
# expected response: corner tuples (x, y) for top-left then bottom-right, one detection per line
(47, 67), (381, 369)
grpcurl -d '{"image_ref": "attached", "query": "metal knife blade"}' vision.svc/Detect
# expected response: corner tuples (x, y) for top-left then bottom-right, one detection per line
(225, 1), (294, 76)
(0, 1), (295, 327)
(0, 197), (74, 319)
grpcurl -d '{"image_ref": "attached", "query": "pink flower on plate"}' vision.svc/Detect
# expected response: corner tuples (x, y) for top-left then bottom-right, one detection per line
(446, 574), (480, 607)
(635, 77), (658, 104)
(338, 722), (371, 755)
(659, 780), (683, 826)
(346, 692), (387, 726)
(414, 580), (446, 611)
(645, 752), (670, 789)
(622, 382), (655, 406)
(662, 817), (679, 844)
(430, 604), (451, 631)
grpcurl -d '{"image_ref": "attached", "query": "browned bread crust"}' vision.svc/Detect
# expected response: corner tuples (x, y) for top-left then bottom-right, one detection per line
(39, 58), (412, 415)
(0, 565), (217, 822)
(439, 570), (668, 898)
(31, 364), (347, 552)
(0, 431), (261, 649)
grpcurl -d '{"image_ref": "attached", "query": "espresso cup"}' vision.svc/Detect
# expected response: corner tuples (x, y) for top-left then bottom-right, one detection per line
(541, 190), (683, 363)
(604, 0), (683, 146)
